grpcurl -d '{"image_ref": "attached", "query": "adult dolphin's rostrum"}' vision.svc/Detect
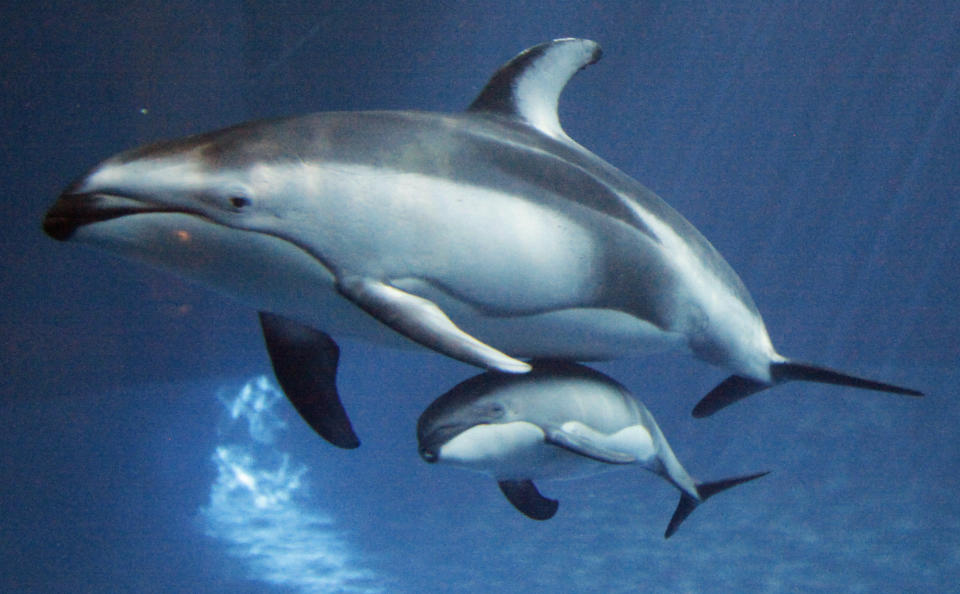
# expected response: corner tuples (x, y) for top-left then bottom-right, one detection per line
(43, 39), (921, 447)
(417, 361), (768, 537)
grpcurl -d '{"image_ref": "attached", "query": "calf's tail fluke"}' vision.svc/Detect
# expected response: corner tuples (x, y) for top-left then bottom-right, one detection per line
(692, 360), (924, 418)
(664, 471), (770, 538)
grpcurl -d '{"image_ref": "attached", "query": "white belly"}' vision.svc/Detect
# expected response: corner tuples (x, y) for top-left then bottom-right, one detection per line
(438, 421), (655, 481)
(80, 212), (687, 359)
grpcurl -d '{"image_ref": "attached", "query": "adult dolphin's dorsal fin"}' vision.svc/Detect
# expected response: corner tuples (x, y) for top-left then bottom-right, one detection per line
(468, 38), (602, 140)
(258, 312), (360, 449)
(498, 479), (558, 520)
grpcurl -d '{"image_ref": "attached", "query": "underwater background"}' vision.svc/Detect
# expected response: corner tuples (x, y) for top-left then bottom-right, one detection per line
(2, 1), (958, 592)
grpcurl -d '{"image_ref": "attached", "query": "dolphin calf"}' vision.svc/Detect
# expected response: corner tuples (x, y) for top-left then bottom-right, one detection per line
(417, 361), (768, 537)
(43, 38), (920, 447)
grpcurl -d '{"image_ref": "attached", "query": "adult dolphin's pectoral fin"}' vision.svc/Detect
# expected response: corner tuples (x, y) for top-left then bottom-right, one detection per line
(693, 360), (924, 418)
(258, 312), (360, 449)
(336, 275), (531, 373)
(497, 479), (558, 520)
(664, 471), (770, 539)
(544, 425), (636, 464)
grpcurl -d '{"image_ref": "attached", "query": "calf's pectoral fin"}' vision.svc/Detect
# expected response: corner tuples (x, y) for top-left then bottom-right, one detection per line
(544, 425), (636, 464)
(259, 312), (360, 449)
(336, 275), (531, 373)
(497, 479), (558, 520)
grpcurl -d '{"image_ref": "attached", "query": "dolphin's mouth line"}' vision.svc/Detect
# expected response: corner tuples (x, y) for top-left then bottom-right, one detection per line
(43, 192), (198, 241)
(44, 190), (339, 277)
(418, 422), (477, 455)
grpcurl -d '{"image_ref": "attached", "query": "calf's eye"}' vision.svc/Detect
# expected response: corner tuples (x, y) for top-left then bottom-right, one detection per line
(230, 196), (251, 209)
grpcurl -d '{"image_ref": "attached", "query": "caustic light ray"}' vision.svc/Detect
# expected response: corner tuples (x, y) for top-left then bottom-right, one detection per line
(201, 375), (383, 593)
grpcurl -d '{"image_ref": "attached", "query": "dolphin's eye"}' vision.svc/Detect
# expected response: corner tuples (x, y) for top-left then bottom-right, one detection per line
(229, 195), (251, 209)
(475, 402), (505, 419)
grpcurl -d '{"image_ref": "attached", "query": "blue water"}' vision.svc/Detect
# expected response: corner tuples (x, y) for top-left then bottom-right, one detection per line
(2, 2), (958, 592)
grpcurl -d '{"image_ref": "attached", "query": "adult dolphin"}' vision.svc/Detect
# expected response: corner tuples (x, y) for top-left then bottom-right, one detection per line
(417, 361), (769, 538)
(43, 39), (921, 448)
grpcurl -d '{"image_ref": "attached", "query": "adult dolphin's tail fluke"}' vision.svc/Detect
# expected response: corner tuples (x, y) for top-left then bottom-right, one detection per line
(693, 360), (924, 418)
